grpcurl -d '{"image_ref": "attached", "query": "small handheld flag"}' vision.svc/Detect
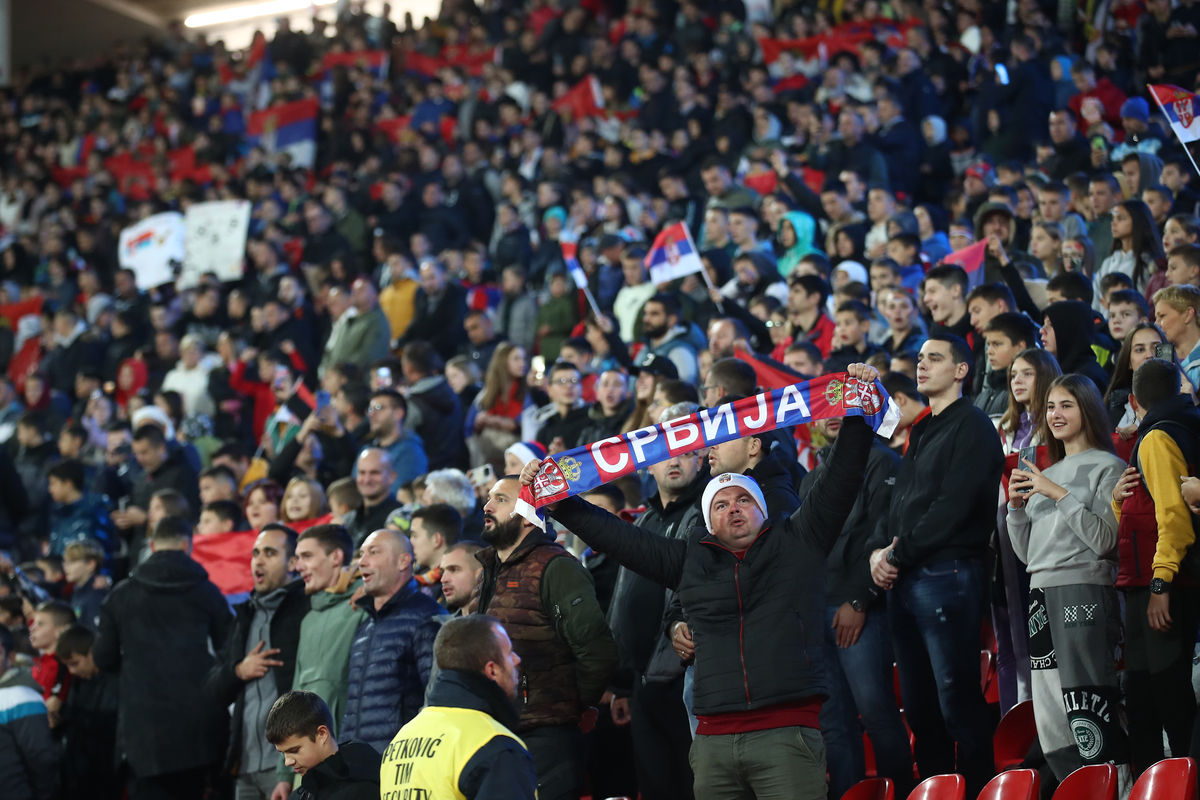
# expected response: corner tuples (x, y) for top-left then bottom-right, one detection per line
(942, 239), (988, 290)
(560, 229), (602, 319)
(1149, 85), (1200, 178)
(644, 222), (706, 285)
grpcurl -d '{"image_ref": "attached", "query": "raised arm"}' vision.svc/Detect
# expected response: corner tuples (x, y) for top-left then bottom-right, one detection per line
(544, 495), (689, 590)
(788, 416), (873, 556)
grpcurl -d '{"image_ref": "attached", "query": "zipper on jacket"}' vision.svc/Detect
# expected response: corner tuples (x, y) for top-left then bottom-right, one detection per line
(521, 673), (529, 706)
(734, 562), (750, 706)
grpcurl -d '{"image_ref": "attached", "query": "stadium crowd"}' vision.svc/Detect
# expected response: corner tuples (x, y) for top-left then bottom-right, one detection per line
(6, 0), (1200, 798)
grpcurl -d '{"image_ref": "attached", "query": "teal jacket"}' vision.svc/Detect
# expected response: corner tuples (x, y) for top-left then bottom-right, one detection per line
(276, 572), (366, 784)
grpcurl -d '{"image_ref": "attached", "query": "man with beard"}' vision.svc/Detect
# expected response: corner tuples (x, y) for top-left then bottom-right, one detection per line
(634, 294), (700, 385)
(608, 447), (707, 800)
(469, 477), (616, 800)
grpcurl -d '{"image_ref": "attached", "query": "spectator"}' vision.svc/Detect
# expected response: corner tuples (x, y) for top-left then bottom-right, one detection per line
(47, 459), (114, 558)
(94, 517), (233, 800)
(27, 600), (73, 713)
(342, 449), (401, 547)
(1007, 375), (1132, 784)
(1113, 359), (1200, 773)
(1107, 290), (1152, 343)
(1154, 285), (1200, 391)
(460, 310), (504, 373)
(244, 479), (284, 532)
(634, 293), (701, 385)
(198, 500), (242, 535)
(62, 539), (107, 631)
(535, 271), (579, 363)
(1167, 244), (1200, 289)
(55, 624), (120, 800)
(267, 690), (381, 800)
(496, 265), (538, 355)
(399, 261), (469, 361)
(1068, 61), (1127, 132)
(351, 390), (427, 495)
(439, 542), (485, 613)
(380, 615), (537, 800)
(533, 361), (591, 453)
(207, 524), (309, 800)
(472, 475), (617, 799)
(978, 314), (1040, 416)
(1088, 174), (1124, 267)
(0, 625), (58, 800)
(466, 343), (530, 469)
(409, 504), (462, 605)
(1041, 301), (1113, 390)
(212, 441), (271, 494)
(287, 525), (365, 751)
(43, 308), (104, 402)
(867, 336), (1004, 796)
(341, 529), (445, 751)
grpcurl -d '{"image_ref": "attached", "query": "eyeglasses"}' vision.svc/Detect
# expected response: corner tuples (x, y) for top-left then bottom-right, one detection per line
(766, 320), (787, 328)
(551, 377), (581, 386)
(367, 402), (392, 413)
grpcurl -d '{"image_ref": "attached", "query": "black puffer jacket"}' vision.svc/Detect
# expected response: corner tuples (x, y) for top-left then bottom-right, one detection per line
(549, 417), (874, 715)
(800, 437), (901, 609)
(290, 740), (381, 800)
(408, 376), (466, 470)
(93, 550), (233, 777)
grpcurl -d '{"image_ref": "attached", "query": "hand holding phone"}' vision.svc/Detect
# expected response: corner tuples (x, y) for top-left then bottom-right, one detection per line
(1155, 343), (1175, 361)
(1013, 446), (1037, 495)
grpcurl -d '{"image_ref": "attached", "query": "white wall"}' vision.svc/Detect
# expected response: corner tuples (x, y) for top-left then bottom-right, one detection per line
(188, 0), (441, 51)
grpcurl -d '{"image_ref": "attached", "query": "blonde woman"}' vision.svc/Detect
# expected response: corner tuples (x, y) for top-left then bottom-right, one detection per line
(280, 476), (329, 530)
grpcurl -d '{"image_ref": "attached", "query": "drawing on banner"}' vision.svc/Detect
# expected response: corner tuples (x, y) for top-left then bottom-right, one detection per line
(181, 200), (252, 288)
(118, 212), (186, 289)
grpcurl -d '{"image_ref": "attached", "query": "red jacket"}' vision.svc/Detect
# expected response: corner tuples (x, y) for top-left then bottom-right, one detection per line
(32, 652), (70, 701)
(800, 313), (836, 358)
(228, 350), (308, 442)
(1068, 78), (1127, 133)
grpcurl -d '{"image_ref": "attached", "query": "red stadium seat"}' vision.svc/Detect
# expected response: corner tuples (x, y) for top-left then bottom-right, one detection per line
(993, 700), (1036, 771)
(978, 770), (1040, 800)
(1129, 757), (1198, 800)
(841, 777), (895, 800)
(1051, 764), (1118, 800)
(906, 774), (966, 800)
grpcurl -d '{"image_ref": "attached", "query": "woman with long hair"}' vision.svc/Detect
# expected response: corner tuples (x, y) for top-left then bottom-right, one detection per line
(1095, 200), (1165, 303)
(621, 369), (667, 434)
(1061, 235), (1096, 280)
(280, 476), (329, 530)
(1029, 222), (1065, 276)
(1104, 321), (1168, 433)
(1007, 375), (1130, 786)
(997, 349), (1063, 454)
(1163, 213), (1200, 252)
(466, 342), (530, 467)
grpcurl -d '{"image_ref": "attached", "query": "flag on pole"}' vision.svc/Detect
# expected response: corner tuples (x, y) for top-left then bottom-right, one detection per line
(1150, 85), (1200, 144)
(941, 239), (988, 290)
(559, 229), (589, 289)
(515, 372), (900, 529)
(552, 76), (605, 120)
(644, 222), (706, 284)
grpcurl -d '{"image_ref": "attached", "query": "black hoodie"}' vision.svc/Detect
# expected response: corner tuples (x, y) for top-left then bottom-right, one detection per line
(1045, 301), (1111, 393)
(292, 740), (381, 800)
(93, 550), (233, 777)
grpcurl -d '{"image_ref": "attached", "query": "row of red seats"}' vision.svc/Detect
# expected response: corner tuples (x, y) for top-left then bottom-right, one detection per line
(843, 756), (1198, 800)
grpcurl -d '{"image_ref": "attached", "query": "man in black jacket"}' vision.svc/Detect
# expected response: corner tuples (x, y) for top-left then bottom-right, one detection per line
(1044, 110), (1093, 181)
(535, 361), (592, 454)
(799, 417), (911, 800)
(610, 447), (706, 800)
(397, 261), (469, 362)
(117, 425), (201, 568)
(867, 335), (1004, 798)
(525, 363), (880, 800)
(401, 341), (466, 470)
(266, 691), (380, 800)
(207, 524), (310, 800)
(94, 517), (233, 800)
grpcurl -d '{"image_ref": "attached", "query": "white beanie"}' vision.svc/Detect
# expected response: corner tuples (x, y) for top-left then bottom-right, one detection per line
(701, 472), (769, 532)
(132, 405), (176, 442)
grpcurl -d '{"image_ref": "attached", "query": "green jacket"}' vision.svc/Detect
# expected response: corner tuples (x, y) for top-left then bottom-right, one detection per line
(277, 573), (366, 784)
(535, 295), (578, 363)
(335, 208), (369, 255)
(329, 306), (392, 367)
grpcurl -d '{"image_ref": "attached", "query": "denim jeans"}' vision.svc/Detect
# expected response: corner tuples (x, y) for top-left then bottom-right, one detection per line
(683, 664), (697, 737)
(889, 558), (995, 797)
(820, 604), (914, 800)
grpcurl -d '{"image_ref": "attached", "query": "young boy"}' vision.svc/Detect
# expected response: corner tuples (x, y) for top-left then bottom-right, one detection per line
(979, 313), (1039, 415)
(197, 500), (242, 535)
(783, 341), (824, 377)
(1098, 272), (1135, 312)
(27, 600), (75, 722)
(47, 459), (114, 559)
(825, 301), (883, 373)
(1106, 289), (1151, 342)
(326, 478), (363, 525)
(55, 624), (119, 800)
(885, 233), (926, 291)
(1046, 272), (1095, 305)
(1166, 244), (1200, 288)
(62, 540), (107, 631)
(1037, 182), (1086, 239)
(267, 690), (381, 799)
(198, 465), (240, 505)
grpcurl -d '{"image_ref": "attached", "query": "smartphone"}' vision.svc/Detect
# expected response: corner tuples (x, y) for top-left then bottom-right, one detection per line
(1016, 446), (1037, 493)
(119, 497), (129, 512)
(315, 390), (331, 412)
(1156, 343), (1175, 361)
(995, 63), (1009, 85)
(467, 463), (495, 489)
(1091, 135), (1108, 150)
(531, 356), (547, 382)
(375, 366), (393, 388)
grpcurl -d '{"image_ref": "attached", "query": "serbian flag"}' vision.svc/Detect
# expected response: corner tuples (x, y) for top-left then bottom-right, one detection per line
(247, 98), (318, 168)
(1150, 85), (1200, 145)
(553, 76), (605, 121)
(734, 348), (809, 390)
(942, 239), (988, 290)
(192, 530), (258, 595)
(515, 372), (901, 528)
(645, 222), (705, 284)
(559, 229), (588, 289)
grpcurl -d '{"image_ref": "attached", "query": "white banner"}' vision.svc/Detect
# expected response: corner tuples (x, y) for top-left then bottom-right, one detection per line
(180, 200), (252, 289)
(118, 212), (186, 289)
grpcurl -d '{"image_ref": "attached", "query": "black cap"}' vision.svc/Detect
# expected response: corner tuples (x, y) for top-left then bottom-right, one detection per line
(631, 353), (679, 379)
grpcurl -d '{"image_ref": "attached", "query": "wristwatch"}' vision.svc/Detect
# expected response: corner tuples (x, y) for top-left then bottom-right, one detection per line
(850, 599), (866, 613)
(885, 549), (900, 567)
(1151, 578), (1170, 595)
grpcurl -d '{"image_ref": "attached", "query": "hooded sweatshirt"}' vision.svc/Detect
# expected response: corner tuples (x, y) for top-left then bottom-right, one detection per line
(1007, 448), (1126, 588)
(1045, 301), (1111, 392)
(776, 211), (819, 278)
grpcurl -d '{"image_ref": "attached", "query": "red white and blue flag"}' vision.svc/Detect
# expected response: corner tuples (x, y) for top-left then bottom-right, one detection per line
(319, 50), (389, 106)
(1150, 84), (1200, 144)
(559, 229), (589, 289)
(515, 373), (900, 528)
(247, 98), (319, 168)
(942, 239), (988, 290)
(644, 221), (705, 284)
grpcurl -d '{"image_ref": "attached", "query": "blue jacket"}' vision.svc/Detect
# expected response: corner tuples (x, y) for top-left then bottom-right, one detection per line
(48, 493), (115, 560)
(341, 579), (446, 752)
(350, 431), (429, 497)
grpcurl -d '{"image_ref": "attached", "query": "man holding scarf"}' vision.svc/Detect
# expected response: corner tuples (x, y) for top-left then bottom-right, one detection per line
(520, 363), (881, 800)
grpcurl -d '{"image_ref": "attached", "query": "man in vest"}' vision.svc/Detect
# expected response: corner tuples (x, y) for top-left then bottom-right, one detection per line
(1113, 358), (1200, 773)
(522, 363), (880, 800)
(469, 477), (617, 800)
(380, 615), (537, 800)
